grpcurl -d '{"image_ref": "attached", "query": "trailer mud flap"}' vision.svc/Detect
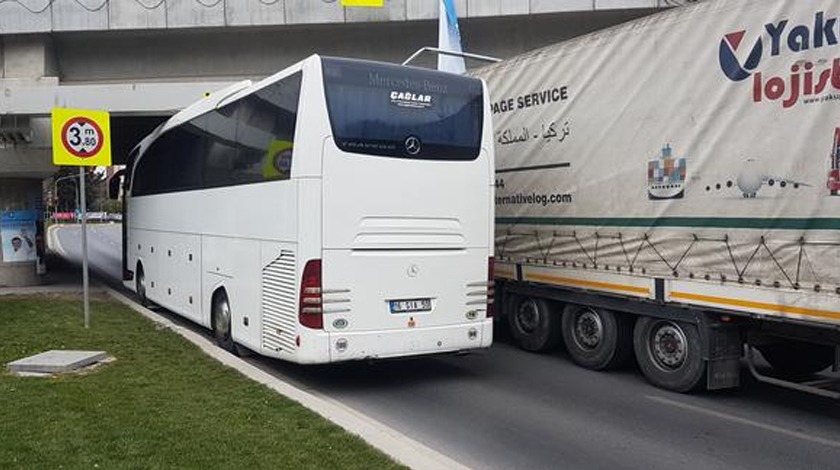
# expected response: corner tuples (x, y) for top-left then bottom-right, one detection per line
(705, 322), (742, 390)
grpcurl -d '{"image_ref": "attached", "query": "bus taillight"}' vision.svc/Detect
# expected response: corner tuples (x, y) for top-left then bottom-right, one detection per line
(828, 169), (840, 194)
(299, 259), (323, 330)
(487, 257), (495, 318)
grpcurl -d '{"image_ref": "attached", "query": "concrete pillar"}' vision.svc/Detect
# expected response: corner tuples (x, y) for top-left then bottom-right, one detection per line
(0, 178), (44, 287)
(0, 35), (58, 79)
(0, 30), (56, 286)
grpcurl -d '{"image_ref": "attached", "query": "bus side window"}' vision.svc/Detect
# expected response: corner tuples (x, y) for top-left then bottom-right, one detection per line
(204, 139), (239, 188)
(197, 105), (238, 189)
(133, 124), (205, 196)
(243, 72), (302, 182)
(231, 96), (274, 184)
(172, 122), (206, 191)
(134, 71), (303, 195)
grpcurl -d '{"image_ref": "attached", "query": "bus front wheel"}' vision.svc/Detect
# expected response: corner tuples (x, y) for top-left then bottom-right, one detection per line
(135, 263), (149, 307)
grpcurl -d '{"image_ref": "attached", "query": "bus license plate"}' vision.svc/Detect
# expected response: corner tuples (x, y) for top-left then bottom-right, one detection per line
(389, 298), (432, 314)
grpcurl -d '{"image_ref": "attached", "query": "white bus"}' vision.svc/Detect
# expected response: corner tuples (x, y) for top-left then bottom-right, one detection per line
(120, 55), (495, 363)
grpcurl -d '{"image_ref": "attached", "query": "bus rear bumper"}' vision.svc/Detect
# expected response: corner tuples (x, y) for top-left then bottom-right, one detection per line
(323, 319), (493, 363)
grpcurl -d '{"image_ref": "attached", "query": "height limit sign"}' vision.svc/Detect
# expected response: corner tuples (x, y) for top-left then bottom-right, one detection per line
(51, 107), (112, 330)
(51, 108), (112, 167)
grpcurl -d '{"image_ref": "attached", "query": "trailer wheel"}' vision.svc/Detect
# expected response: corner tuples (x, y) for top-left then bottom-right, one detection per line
(212, 290), (236, 354)
(562, 305), (633, 370)
(508, 296), (561, 352)
(757, 341), (833, 377)
(634, 317), (706, 392)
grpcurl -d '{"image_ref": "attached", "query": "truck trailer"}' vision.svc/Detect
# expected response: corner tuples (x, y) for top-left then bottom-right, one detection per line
(473, 0), (840, 396)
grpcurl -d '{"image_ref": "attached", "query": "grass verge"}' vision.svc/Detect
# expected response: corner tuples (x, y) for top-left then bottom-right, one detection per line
(0, 294), (401, 469)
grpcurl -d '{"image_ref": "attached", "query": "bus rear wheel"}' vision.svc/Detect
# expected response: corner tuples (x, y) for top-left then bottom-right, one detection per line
(634, 317), (706, 392)
(212, 291), (236, 354)
(562, 305), (633, 370)
(508, 296), (561, 352)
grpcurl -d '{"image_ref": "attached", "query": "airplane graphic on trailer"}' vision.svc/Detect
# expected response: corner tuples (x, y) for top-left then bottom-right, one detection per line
(705, 158), (810, 198)
(646, 144), (809, 200)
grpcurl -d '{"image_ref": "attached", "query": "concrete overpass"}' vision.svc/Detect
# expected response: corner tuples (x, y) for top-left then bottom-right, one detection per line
(0, 0), (680, 285)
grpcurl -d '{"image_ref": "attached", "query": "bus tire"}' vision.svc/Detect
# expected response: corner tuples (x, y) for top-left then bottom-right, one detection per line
(212, 290), (236, 354)
(634, 317), (706, 393)
(757, 341), (833, 377)
(508, 296), (561, 352)
(135, 262), (149, 307)
(234, 343), (253, 357)
(562, 305), (633, 370)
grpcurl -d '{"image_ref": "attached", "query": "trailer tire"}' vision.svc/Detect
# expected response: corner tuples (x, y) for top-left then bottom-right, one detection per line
(562, 305), (633, 370)
(634, 317), (706, 392)
(757, 341), (833, 377)
(508, 296), (561, 352)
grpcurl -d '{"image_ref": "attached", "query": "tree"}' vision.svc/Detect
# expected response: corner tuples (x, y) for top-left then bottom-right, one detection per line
(47, 167), (109, 213)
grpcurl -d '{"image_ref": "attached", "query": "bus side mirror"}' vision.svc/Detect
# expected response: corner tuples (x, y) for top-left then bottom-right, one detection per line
(108, 170), (125, 199)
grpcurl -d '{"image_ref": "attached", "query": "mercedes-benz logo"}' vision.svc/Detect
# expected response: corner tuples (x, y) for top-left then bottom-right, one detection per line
(404, 136), (422, 155)
(407, 264), (420, 278)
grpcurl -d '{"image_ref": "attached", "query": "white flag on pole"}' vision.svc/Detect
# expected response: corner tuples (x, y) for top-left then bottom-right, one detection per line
(438, 0), (466, 74)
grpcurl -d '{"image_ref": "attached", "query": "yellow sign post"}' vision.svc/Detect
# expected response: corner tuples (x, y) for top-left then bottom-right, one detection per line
(52, 108), (112, 329)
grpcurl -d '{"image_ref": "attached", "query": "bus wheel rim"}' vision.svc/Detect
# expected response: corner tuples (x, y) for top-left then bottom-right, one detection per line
(137, 270), (145, 298)
(216, 298), (231, 339)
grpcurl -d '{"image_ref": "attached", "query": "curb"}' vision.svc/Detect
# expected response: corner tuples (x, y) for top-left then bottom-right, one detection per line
(105, 287), (470, 470)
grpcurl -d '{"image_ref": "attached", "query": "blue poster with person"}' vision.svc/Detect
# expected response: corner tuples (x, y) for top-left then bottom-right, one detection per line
(1, 210), (38, 263)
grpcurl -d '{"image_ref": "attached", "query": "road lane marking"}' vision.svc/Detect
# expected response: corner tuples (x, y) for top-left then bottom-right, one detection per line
(647, 395), (840, 449)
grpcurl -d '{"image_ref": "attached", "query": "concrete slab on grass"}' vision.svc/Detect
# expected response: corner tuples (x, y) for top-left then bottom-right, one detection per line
(8, 350), (108, 374)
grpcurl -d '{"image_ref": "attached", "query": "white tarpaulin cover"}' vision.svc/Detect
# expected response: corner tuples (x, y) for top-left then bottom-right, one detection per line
(474, 0), (840, 313)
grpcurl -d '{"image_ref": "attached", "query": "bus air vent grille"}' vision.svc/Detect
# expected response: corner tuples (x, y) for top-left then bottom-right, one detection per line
(262, 250), (297, 353)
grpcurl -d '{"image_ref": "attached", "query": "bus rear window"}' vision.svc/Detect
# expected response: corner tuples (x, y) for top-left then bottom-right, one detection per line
(322, 58), (483, 161)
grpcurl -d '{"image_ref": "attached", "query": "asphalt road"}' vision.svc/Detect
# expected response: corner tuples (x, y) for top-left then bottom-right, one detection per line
(54, 224), (840, 470)
(52, 223), (123, 281)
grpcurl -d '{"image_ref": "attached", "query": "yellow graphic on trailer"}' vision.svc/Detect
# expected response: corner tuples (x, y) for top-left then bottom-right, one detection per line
(51, 108), (112, 167)
(263, 140), (294, 180)
(341, 0), (384, 7)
